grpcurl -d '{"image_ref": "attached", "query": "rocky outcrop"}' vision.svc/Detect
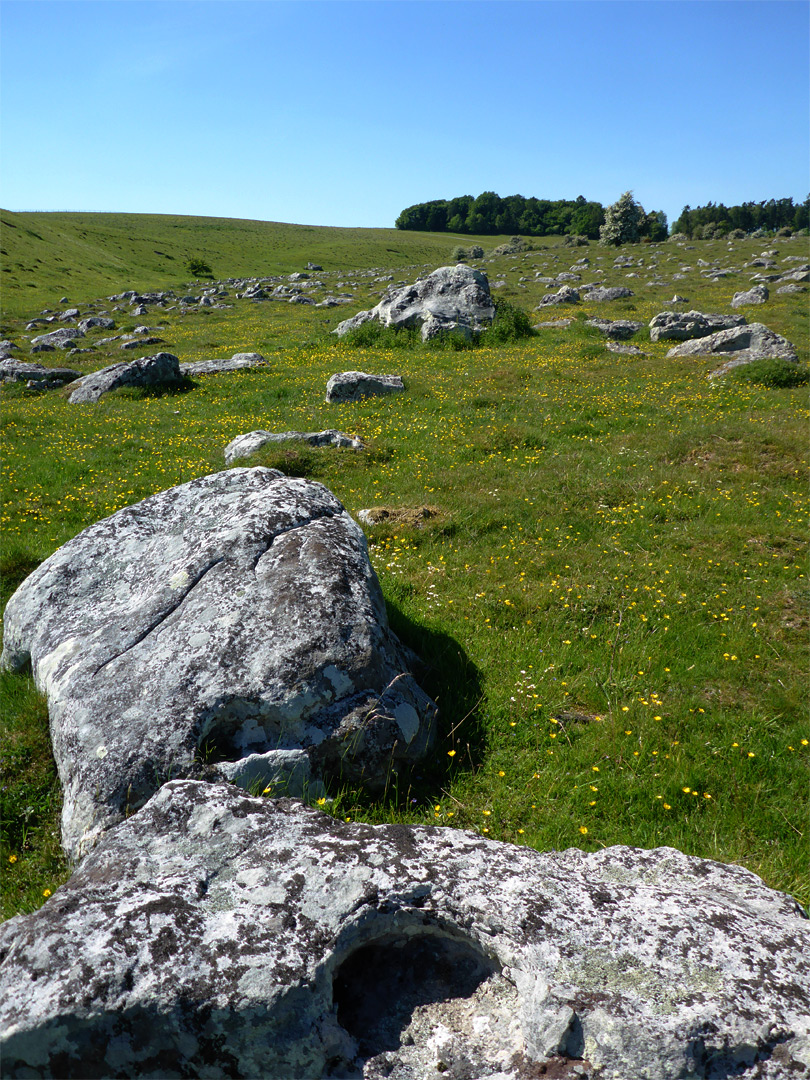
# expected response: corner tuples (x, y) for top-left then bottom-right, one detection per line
(582, 285), (633, 302)
(179, 352), (266, 376)
(225, 429), (364, 464)
(67, 353), (183, 403)
(535, 285), (580, 306)
(1, 781), (808, 1080)
(29, 327), (84, 349)
(649, 310), (746, 343)
(731, 284), (769, 308)
(326, 371), (405, 403)
(666, 323), (798, 370)
(0, 360), (81, 388)
(585, 317), (642, 340)
(78, 316), (115, 333)
(0, 469), (436, 860)
(334, 265), (495, 342)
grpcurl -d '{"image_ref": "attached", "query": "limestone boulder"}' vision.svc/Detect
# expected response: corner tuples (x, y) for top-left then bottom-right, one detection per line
(649, 310), (747, 342)
(334, 265), (495, 342)
(731, 284), (769, 308)
(78, 316), (116, 333)
(0, 468), (436, 860)
(29, 326), (84, 349)
(0, 360), (81, 388)
(225, 429), (364, 464)
(326, 371), (405, 403)
(666, 323), (798, 369)
(581, 285), (633, 301)
(535, 285), (580, 306)
(179, 352), (266, 377)
(67, 352), (182, 403)
(585, 317), (642, 340)
(0, 781), (807, 1079)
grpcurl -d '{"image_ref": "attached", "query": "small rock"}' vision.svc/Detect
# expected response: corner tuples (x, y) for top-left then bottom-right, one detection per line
(224, 429), (364, 464)
(731, 284), (769, 308)
(586, 317), (641, 340)
(581, 286), (633, 302)
(179, 353), (266, 377)
(326, 371), (405, 403)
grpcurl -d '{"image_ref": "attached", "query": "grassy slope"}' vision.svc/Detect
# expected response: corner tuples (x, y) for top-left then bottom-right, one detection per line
(0, 209), (495, 318)
(1, 216), (808, 918)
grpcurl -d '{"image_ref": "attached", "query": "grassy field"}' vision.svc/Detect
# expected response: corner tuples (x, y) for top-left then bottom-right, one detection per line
(1, 214), (808, 918)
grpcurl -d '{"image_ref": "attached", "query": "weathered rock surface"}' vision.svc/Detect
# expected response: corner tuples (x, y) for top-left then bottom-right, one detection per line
(0, 468), (436, 860)
(326, 371), (405, 403)
(582, 286), (633, 302)
(666, 323), (798, 368)
(67, 352), (183, 403)
(585, 317), (642, 340)
(225, 429), (364, 464)
(535, 285), (580, 306)
(649, 310), (746, 342)
(78, 316), (115, 333)
(606, 341), (644, 355)
(120, 336), (164, 349)
(334, 265), (495, 342)
(0, 359), (81, 387)
(1, 782), (808, 1080)
(29, 326), (84, 349)
(731, 284), (769, 308)
(179, 352), (266, 377)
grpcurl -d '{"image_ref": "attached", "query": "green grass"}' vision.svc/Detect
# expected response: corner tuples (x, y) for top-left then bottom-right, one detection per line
(1, 219), (808, 918)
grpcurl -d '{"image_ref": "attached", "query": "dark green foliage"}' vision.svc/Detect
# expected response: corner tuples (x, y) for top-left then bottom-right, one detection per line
(728, 358), (809, 388)
(672, 196), (809, 238)
(185, 256), (213, 278)
(486, 298), (536, 344)
(397, 192), (606, 239)
(339, 321), (421, 349)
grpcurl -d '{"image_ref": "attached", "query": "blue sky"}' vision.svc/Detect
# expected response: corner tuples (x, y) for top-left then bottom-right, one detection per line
(1, 0), (807, 229)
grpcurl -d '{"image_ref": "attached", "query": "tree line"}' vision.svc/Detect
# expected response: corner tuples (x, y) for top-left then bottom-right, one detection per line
(396, 191), (808, 240)
(671, 197), (809, 238)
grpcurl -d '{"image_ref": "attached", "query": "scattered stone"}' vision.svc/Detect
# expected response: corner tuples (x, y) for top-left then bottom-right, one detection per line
(67, 352), (183, 404)
(224, 429), (364, 464)
(731, 284), (769, 308)
(535, 286), (580, 307)
(0, 782), (807, 1080)
(334, 265), (495, 342)
(649, 310), (747, 343)
(0, 468), (436, 860)
(306, 261), (323, 271)
(29, 327), (84, 350)
(532, 318), (574, 328)
(30, 343), (55, 354)
(780, 268), (810, 282)
(326, 371), (405, 403)
(776, 283), (807, 295)
(289, 272), (309, 282)
(179, 352), (266, 377)
(585, 317), (642, 340)
(0, 360), (81, 387)
(316, 296), (354, 307)
(581, 286), (633, 301)
(666, 323), (798, 369)
(78, 316), (115, 333)
(58, 308), (80, 322)
(606, 341), (644, 355)
(120, 336), (164, 350)
(662, 295), (688, 304)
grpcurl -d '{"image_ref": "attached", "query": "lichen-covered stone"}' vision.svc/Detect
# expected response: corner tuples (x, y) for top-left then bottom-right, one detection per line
(0, 469), (436, 860)
(67, 352), (182, 403)
(0, 782), (807, 1079)
(224, 429), (364, 464)
(179, 352), (266, 376)
(325, 371), (405, 403)
(666, 323), (798, 372)
(648, 310), (746, 342)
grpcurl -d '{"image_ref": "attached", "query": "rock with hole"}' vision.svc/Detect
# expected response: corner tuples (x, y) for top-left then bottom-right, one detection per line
(0, 781), (807, 1079)
(0, 468), (436, 860)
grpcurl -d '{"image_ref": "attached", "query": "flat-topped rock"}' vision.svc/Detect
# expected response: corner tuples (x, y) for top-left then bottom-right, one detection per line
(0, 468), (435, 860)
(180, 352), (266, 376)
(29, 327), (84, 349)
(581, 285), (633, 302)
(0, 359), (81, 387)
(225, 429), (364, 464)
(731, 284), (769, 308)
(67, 352), (182, 403)
(649, 310), (747, 342)
(666, 323), (798, 369)
(326, 371), (405, 403)
(585, 317), (642, 340)
(0, 781), (807, 1080)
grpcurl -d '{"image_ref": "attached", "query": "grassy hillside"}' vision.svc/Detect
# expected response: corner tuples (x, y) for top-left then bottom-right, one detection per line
(0, 209), (503, 318)
(1, 220), (808, 918)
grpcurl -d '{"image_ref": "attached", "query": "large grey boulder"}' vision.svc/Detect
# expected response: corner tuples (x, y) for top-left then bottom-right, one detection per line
(179, 351), (266, 376)
(666, 323), (798, 369)
(326, 371), (405, 403)
(0, 359), (81, 388)
(225, 429), (364, 464)
(78, 316), (115, 333)
(0, 468), (436, 861)
(1, 781), (807, 1080)
(585, 317), (641, 340)
(29, 326), (84, 349)
(67, 352), (182, 403)
(582, 285), (633, 301)
(731, 284), (769, 308)
(334, 265), (495, 342)
(649, 310), (746, 343)
(535, 285), (580, 306)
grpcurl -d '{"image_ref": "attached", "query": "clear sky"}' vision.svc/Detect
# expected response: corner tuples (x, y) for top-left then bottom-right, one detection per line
(1, 0), (807, 230)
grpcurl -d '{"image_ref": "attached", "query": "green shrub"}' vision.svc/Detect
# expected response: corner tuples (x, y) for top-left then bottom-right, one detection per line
(485, 298), (536, 344)
(728, 358), (808, 388)
(185, 256), (213, 278)
(339, 320), (420, 349)
(451, 245), (467, 262)
(468, 245), (484, 259)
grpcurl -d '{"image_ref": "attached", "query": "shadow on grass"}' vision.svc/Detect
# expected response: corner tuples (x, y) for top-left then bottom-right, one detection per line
(112, 376), (196, 400)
